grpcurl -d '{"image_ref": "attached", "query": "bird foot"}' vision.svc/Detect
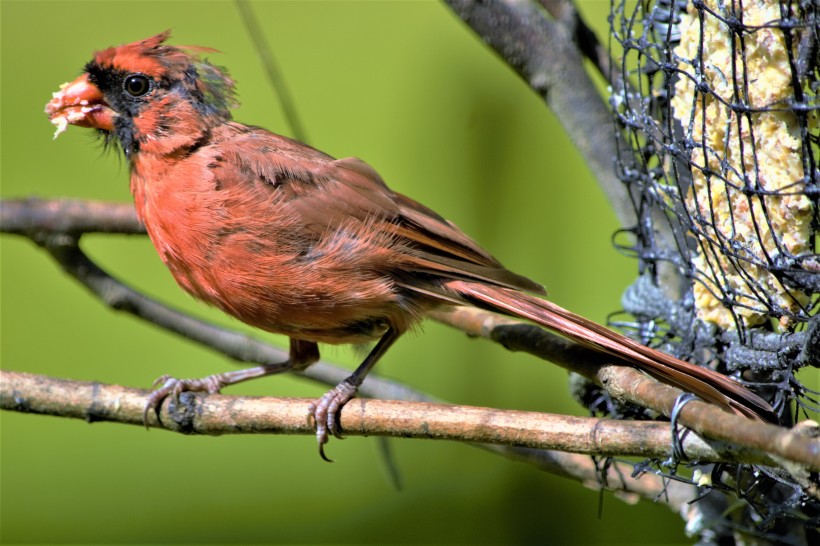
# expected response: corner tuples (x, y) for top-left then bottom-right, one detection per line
(308, 380), (359, 461)
(143, 374), (225, 426)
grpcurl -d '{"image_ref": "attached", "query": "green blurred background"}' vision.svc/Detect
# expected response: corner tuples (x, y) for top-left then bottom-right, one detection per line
(1, 1), (688, 543)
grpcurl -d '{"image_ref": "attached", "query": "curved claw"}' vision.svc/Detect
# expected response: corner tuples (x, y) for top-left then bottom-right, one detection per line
(142, 374), (225, 429)
(308, 380), (359, 460)
(142, 376), (180, 429)
(306, 404), (334, 462)
(150, 374), (173, 389)
(142, 404), (157, 430)
(318, 443), (334, 463)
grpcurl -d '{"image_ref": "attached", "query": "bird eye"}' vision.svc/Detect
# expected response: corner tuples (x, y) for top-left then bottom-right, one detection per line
(123, 74), (152, 97)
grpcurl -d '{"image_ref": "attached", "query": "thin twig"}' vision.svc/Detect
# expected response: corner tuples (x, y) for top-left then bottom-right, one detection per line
(490, 445), (702, 511)
(235, 0), (310, 142)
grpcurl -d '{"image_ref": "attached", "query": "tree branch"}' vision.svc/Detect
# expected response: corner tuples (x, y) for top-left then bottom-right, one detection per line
(433, 307), (820, 472)
(0, 198), (143, 236)
(0, 369), (781, 466)
(443, 0), (636, 229)
(442, 0), (687, 293)
(0, 370), (707, 505)
(2, 197), (819, 475)
(537, 0), (614, 85)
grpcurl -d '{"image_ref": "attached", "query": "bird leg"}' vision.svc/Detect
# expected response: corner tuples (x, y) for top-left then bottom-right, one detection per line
(143, 338), (319, 425)
(309, 327), (402, 461)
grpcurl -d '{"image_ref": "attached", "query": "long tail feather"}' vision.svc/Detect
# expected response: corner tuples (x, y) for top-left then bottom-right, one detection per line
(448, 280), (777, 423)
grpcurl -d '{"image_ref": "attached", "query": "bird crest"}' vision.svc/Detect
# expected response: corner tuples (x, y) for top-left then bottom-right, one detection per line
(91, 30), (238, 120)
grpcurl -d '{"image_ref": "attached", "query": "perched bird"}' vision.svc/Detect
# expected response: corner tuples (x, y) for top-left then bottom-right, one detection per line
(46, 33), (776, 456)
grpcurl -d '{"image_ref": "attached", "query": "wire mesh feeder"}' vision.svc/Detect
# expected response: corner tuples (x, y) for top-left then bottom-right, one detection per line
(609, 0), (819, 390)
(608, 0), (818, 541)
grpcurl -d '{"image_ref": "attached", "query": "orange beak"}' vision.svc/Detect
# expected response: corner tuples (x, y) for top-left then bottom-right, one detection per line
(46, 73), (116, 138)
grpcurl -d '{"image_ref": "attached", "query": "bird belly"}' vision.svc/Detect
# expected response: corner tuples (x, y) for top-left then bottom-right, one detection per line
(134, 179), (416, 343)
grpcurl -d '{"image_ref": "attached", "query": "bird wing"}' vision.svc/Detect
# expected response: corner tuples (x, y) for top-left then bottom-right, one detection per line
(216, 128), (545, 296)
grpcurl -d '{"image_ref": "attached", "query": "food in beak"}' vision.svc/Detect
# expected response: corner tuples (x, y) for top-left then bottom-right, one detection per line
(46, 73), (115, 138)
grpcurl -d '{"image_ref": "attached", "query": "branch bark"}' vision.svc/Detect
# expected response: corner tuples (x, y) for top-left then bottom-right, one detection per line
(0, 370), (705, 505)
(0, 369), (779, 465)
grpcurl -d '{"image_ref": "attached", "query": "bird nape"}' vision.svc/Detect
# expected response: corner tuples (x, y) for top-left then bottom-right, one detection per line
(45, 32), (777, 459)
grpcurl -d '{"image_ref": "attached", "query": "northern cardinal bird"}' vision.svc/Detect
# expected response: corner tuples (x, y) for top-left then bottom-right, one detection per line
(46, 33), (776, 456)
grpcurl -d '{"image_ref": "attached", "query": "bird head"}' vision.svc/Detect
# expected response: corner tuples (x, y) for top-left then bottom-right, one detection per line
(46, 31), (237, 158)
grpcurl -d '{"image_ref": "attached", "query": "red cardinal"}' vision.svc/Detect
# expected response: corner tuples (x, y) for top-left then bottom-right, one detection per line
(46, 33), (775, 455)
